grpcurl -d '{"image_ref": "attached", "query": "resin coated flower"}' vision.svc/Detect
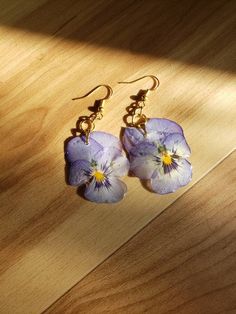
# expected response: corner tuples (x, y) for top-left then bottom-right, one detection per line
(123, 118), (192, 194)
(66, 131), (129, 203)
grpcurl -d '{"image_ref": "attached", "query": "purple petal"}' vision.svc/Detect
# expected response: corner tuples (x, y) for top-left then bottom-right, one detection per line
(66, 136), (102, 163)
(84, 177), (127, 203)
(146, 118), (184, 135)
(150, 158), (192, 194)
(130, 155), (157, 180)
(68, 159), (91, 186)
(123, 119), (184, 152)
(130, 140), (158, 157)
(123, 127), (145, 152)
(111, 155), (130, 177)
(94, 147), (125, 165)
(146, 131), (163, 143)
(163, 133), (191, 157)
(89, 131), (122, 151)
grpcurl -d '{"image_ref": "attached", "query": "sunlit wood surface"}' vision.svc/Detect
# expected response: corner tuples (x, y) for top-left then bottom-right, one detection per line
(0, 0), (235, 313)
(46, 152), (236, 314)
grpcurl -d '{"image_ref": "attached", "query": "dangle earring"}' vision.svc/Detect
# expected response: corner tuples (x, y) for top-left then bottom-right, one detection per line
(119, 75), (192, 194)
(66, 85), (129, 203)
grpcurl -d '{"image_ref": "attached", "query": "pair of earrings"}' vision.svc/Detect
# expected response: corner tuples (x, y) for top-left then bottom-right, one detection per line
(66, 75), (192, 203)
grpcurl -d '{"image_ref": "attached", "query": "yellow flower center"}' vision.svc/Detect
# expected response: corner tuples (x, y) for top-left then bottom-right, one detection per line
(162, 153), (172, 165)
(93, 171), (105, 182)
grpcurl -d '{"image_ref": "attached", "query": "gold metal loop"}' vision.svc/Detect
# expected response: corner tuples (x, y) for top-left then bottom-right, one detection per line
(78, 118), (95, 133)
(72, 84), (113, 101)
(78, 118), (95, 144)
(118, 75), (160, 91)
(132, 113), (147, 127)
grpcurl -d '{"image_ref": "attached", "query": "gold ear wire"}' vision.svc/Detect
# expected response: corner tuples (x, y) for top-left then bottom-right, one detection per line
(72, 84), (113, 144)
(72, 84), (113, 101)
(118, 75), (160, 91)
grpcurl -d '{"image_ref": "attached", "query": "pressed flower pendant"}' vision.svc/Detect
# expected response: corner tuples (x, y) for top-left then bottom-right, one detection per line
(66, 85), (129, 203)
(66, 131), (129, 203)
(122, 118), (192, 194)
(119, 75), (192, 194)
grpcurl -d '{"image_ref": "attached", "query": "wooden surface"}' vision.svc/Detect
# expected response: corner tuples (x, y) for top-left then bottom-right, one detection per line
(0, 0), (235, 313)
(46, 152), (236, 314)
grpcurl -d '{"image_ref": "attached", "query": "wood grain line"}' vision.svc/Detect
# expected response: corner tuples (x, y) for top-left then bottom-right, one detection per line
(45, 152), (236, 314)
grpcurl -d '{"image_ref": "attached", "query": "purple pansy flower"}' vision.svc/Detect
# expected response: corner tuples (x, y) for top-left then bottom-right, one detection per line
(66, 131), (129, 203)
(123, 118), (192, 194)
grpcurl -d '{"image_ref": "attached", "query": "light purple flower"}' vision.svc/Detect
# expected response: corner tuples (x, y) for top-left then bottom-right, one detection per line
(66, 131), (129, 203)
(123, 118), (192, 194)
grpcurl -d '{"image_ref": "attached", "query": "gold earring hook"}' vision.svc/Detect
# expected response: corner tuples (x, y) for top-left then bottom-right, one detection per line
(118, 75), (160, 91)
(71, 84), (113, 145)
(72, 84), (113, 101)
(118, 75), (160, 134)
